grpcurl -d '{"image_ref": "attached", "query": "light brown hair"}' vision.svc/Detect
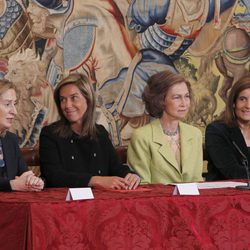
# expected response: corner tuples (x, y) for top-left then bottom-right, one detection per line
(54, 73), (97, 138)
(143, 69), (192, 118)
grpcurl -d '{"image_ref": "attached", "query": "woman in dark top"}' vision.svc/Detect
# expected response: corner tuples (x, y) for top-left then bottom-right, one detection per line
(39, 73), (140, 189)
(0, 79), (44, 191)
(206, 74), (250, 180)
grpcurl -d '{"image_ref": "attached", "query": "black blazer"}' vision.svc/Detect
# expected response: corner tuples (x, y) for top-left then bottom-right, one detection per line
(39, 123), (132, 187)
(205, 121), (249, 181)
(0, 132), (27, 191)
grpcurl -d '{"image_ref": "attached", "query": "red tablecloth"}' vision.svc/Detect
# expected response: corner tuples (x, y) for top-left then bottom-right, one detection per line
(1, 184), (250, 250)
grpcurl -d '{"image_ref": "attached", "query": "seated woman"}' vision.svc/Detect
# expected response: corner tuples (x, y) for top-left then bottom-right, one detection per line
(206, 74), (250, 181)
(39, 73), (140, 189)
(0, 79), (44, 191)
(127, 69), (203, 184)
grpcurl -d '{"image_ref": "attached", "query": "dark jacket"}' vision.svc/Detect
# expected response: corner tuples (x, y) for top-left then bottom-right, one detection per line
(39, 123), (131, 187)
(0, 131), (27, 191)
(205, 120), (249, 181)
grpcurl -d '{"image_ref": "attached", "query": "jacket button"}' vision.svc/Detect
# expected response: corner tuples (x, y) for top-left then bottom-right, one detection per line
(70, 139), (73, 143)
(98, 170), (101, 174)
(93, 153), (96, 157)
(71, 156), (75, 160)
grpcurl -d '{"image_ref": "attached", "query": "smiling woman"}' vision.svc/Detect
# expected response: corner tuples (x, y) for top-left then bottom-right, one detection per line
(39, 73), (140, 189)
(206, 74), (250, 181)
(59, 84), (88, 131)
(0, 79), (44, 191)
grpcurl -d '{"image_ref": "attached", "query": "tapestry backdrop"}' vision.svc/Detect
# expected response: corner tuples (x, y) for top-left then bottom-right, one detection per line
(0, 0), (249, 147)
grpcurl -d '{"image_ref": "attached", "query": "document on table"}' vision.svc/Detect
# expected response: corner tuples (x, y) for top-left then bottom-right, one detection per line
(197, 181), (247, 189)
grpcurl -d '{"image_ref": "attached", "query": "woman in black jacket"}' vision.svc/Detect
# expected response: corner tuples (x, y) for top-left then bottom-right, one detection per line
(0, 79), (44, 191)
(206, 74), (250, 180)
(40, 73), (140, 189)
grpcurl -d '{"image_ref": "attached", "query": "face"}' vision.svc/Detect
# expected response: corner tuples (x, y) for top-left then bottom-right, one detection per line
(0, 89), (17, 132)
(234, 88), (250, 124)
(162, 82), (190, 121)
(59, 84), (88, 127)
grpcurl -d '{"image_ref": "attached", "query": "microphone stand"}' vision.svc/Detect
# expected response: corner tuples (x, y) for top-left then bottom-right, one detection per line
(232, 141), (250, 190)
(236, 158), (250, 190)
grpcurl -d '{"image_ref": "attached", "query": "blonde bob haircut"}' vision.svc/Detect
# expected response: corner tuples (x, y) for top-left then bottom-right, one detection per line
(0, 79), (16, 137)
(54, 73), (97, 138)
(0, 78), (16, 96)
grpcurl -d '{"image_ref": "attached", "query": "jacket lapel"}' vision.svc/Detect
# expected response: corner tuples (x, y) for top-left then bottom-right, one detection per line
(179, 122), (193, 167)
(229, 126), (249, 160)
(152, 119), (179, 170)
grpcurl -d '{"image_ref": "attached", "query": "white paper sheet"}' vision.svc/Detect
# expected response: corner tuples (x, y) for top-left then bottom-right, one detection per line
(197, 181), (247, 189)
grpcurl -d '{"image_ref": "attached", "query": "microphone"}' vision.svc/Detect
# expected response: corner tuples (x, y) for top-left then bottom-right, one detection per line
(232, 141), (250, 190)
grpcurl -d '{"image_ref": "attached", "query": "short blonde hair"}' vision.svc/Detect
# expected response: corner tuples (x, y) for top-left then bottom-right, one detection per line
(0, 79), (16, 137)
(0, 79), (16, 97)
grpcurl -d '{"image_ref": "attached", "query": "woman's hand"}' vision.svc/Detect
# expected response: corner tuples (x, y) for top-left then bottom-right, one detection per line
(26, 171), (44, 190)
(10, 171), (44, 191)
(25, 173), (44, 190)
(89, 175), (139, 190)
(124, 173), (140, 190)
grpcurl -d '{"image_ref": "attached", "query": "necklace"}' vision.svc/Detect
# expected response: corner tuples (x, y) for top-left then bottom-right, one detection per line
(163, 127), (179, 136)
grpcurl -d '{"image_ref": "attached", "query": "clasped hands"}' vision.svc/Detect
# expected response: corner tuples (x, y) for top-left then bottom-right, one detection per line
(10, 170), (44, 191)
(89, 173), (140, 190)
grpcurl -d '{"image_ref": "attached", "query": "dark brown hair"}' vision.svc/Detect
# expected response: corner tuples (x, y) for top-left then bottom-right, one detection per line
(143, 69), (192, 118)
(220, 74), (250, 127)
(54, 73), (97, 138)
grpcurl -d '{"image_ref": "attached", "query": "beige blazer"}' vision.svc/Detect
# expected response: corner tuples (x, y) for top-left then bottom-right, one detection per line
(127, 119), (203, 184)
